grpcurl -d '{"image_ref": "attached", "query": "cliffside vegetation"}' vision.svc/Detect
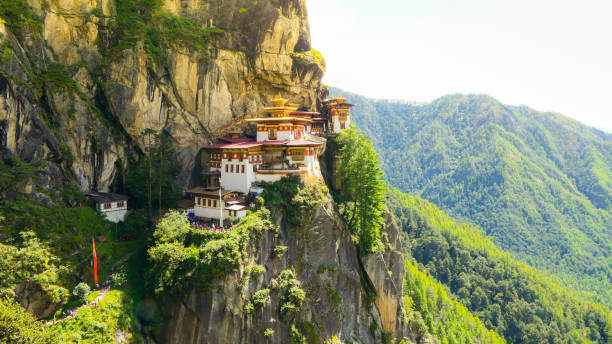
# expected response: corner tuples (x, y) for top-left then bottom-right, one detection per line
(147, 209), (275, 295)
(110, 0), (223, 65)
(0, 154), (145, 341)
(0, 297), (54, 343)
(334, 126), (386, 255)
(388, 188), (612, 344)
(342, 88), (612, 307)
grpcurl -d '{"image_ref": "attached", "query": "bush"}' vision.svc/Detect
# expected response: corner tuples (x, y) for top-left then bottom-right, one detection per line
(148, 209), (275, 295)
(271, 269), (306, 322)
(289, 325), (306, 344)
(252, 289), (270, 310)
(264, 328), (274, 337)
(110, 269), (128, 288)
(272, 245), (288, 258)
(248, 265), (265, 276)
(0, 298), (55, 343)
(119, 209), (148, 237)
(72, 283), (90, 300)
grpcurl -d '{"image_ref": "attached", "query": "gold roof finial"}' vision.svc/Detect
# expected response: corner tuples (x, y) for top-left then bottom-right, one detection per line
(272, 94), (288, 107)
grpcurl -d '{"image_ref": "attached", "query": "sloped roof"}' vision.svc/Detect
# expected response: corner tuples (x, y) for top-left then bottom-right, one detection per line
(85, 192), (128, 203)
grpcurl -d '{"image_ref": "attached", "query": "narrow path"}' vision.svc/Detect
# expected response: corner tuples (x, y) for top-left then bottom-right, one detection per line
(45, 252), (134, 326)
(46, 287), (109, 325)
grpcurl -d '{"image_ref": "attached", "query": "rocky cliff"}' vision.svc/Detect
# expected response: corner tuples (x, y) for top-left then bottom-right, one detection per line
(156, 187), (415, 343)
(1, 1), (418, 342)
(0, 0), (325, 192)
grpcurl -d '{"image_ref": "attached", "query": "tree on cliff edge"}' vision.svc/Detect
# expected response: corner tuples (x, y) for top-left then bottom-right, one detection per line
(336, 125), (385, 255)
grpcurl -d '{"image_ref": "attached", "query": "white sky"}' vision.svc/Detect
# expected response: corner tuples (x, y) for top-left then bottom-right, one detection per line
(306, 0), (612, 132)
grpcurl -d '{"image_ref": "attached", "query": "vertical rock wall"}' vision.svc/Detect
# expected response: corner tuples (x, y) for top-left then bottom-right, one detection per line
(0, 0), (324, 191)
(157, 191), (415, 343)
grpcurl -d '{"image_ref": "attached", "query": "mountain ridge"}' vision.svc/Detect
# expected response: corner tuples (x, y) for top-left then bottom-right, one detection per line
(335, 87), (612, 307)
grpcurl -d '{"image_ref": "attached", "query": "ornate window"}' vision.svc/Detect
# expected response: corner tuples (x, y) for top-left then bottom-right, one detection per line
(269, 128), (277, 140)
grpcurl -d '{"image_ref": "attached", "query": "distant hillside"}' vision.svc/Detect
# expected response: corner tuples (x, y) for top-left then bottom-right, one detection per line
(387, 188), (611, 344)
(334, 87), (612, 307)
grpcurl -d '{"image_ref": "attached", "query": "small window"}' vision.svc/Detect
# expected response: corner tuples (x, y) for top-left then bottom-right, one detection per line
(241, 165), (245, 174)
(269, 128), (277, 140)
(214, 200), (217, 208)
(225, 165), (228, 173)
(197, 198), (200, 205)
(104, 203), (111, 209)
(231, 165), (234, 173)
(117, 201), (124, 208)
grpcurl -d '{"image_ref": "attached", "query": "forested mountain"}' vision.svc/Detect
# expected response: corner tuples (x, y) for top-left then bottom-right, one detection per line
(336, 88), (612, 306)
(388, 188), (612, 344)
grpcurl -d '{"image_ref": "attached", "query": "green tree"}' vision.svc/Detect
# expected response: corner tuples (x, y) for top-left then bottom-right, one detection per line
(72, 283), (90, 301)
(153, 132), (178, 212)
(336, 126), (386, 254)
(140, 128), (157, 221)
(0, 298), (55, 344)
(129, 129), (180, 221)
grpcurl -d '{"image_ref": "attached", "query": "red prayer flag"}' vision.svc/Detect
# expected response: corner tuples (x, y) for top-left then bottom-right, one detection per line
(93, 239), (98, 284)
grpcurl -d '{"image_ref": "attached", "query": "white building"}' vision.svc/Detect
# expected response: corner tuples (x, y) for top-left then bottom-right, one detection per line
(85, 192), (129, 223)
(187, 188), (248, 220)
(323, 96), (354, 134)
(187, 96), (353, 222)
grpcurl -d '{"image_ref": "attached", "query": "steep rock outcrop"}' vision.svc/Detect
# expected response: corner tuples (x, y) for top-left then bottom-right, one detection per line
(157, 190), (414, 343)
(0, 0), (324, 191)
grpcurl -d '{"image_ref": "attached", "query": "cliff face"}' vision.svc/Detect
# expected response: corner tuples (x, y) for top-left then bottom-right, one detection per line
(1, 2), (415, 342)
(156, 190), (415, 343)
(0, 0), (324, 191)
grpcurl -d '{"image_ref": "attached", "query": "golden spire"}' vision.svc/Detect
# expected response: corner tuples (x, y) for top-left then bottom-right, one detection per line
(272, 94), (288, 108)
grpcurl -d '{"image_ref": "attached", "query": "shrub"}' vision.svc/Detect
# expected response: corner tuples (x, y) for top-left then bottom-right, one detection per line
(272, 245), (288, 258)
(110, 269), (128, 288)
(249, 265), (265, 276)
(264, 328), (274, 337)
(148, 210), (274, 295)
(252, 289), (270, 310)
(272, 269), (306, 322)
(0, 298), (54, 343)
(72, 282), (90, 300)
(289, 325), (306, 344)
(244, 302), (255, 315)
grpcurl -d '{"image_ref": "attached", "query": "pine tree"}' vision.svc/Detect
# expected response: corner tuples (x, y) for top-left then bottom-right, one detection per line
(336, 125), (386, 254)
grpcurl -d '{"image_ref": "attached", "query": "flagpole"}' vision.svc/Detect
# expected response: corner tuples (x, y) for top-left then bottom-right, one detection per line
(92, 239), (98, 287)
(219, 188), (223, 228)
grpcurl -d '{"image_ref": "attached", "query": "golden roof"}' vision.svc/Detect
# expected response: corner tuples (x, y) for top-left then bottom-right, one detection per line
(271, 94), (288, 108)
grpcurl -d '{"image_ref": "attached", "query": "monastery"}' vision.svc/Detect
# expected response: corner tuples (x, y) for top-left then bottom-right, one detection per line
(186, 95), (354, 223)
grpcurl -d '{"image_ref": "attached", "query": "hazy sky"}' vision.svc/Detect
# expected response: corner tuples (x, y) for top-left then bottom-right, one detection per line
(306, 0), (612, 132)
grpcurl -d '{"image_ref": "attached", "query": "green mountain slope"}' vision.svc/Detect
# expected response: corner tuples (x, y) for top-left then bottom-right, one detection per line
(402, 256), (505, 344)
(387, 188), (612, 344)
(335, 88), (612, 306)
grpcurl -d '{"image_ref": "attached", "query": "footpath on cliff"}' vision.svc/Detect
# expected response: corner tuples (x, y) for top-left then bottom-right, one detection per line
(45, 252), (134, 325)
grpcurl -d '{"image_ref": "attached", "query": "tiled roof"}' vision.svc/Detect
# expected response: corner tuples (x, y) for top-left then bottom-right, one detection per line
(85, 192), (128, 203)
(203, 139), (322, 150)
(290, 111), (320, 116)
(283, 139), (323, 147)
(186, 187), (236, 196)
(218, 137), (254, 143)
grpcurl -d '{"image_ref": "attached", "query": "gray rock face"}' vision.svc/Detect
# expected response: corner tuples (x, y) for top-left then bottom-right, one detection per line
(157, 192), (415, 343)
(0, 0), (324, 192)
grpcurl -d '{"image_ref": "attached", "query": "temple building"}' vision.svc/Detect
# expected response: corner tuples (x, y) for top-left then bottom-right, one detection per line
(186, 187), (248, 220)
(323, 96), (354, 134)
(199, 96), (324, 195)
(85, 192), (129, 223)
(186, 95), (353, 222)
